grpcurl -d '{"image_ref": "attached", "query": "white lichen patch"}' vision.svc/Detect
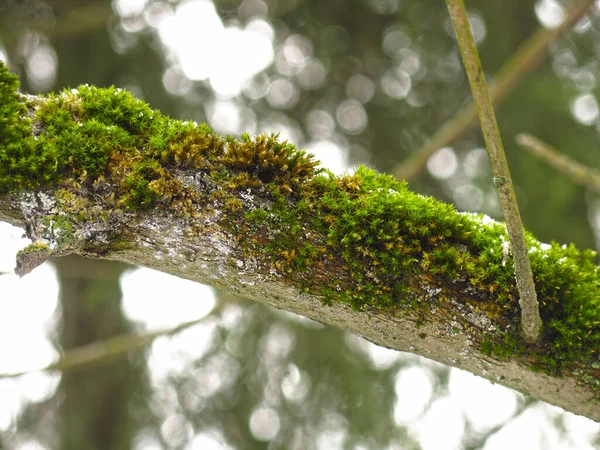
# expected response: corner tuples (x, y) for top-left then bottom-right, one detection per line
(239, 188), (255, 209)
(423, 285), (442, 298)
(19, 191), (57, 219)
(458, 347), (470, 360)
(446, 316), (464, 335)
(19, 191), (58, 244)
(465, 303), (496, 333)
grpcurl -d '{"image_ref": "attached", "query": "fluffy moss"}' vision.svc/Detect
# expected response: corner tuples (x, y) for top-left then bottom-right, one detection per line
(17, 241), (49, 254)
(250, 166), (600, 370)
(0, 62), (36, 190)
(0, 61), (316, 210)
(1, 61), (599, 379)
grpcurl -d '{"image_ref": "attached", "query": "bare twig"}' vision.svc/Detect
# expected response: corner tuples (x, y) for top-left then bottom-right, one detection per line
(0, 316), (209, 379)
(394, 0), (595, 181)
(517, 133), (600, 192)
(445, 0), (542, 343)
(462, 397), (538, 450)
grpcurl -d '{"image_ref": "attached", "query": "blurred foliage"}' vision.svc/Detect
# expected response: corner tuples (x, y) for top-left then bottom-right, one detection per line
(150, 295), (431, 449)
(1, 0), (600, 448)
(52, 257), (150, 450)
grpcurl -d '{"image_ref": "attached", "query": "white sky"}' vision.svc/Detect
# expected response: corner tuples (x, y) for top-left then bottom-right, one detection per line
(156, 0), (273, 98)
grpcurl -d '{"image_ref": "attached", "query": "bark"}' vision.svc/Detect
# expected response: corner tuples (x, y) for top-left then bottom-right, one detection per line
(1, 80), (599, 422)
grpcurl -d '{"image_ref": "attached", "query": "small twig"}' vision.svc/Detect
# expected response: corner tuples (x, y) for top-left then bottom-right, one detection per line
(393, 0), (595, 181)
(446, 0), (542, 344)
(0, 316), (209, 379)
(517, 133), (600, 192)
(462, 397), (538, 450)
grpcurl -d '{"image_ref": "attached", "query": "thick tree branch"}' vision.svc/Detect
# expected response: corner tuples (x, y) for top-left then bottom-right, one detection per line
(0, 63), (599, 422)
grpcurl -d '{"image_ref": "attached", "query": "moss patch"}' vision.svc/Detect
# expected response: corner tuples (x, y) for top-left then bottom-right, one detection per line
(247, 165), (600, 370)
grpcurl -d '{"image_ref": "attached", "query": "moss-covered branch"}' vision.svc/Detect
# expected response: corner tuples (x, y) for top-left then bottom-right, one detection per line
(1, 62), (599, 422)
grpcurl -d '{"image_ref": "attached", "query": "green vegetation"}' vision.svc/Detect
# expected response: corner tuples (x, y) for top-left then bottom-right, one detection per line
(16, 241), (50, 255)
(256, 165), (600, 374)
(1, 61), (599, 386)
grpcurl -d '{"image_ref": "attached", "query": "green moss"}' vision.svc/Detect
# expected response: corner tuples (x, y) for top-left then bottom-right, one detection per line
(481, 334), (525, 360)
(52, 214), (75, 246)
(1, 61), (318, 212)
(246, 165), (600, 374)
(1, 61), (599, 384)
(0, 62), (36, 190)
(17, 241), (49, 255)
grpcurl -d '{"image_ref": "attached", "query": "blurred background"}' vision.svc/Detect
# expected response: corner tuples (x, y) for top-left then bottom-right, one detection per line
(0, 0), (600, 448)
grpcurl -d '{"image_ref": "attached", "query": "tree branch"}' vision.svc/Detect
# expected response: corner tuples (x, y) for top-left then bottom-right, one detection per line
(0, 63), (599, 422)
(393, 0), (595, 181)
(0, 317), (208, 379)
(445, 0), (542, 344)
(517, 132), (600, 192)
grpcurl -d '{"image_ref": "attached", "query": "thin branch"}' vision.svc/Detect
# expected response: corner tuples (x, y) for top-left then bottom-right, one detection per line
(393, 0), (595, 181)
(0, 2), (113, 39)
(0, 316), (209, 379)
(445, 0), (542, 344)
(46, 3), (114, 38)
(463, 397), (538, 450)
(517, 132), (600, 192)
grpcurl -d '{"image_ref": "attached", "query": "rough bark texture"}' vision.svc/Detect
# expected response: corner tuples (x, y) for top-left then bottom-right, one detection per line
(0, 68), (599, 422)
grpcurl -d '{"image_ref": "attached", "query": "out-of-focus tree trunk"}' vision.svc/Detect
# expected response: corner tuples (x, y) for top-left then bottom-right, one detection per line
(53, 256), (146, 450)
